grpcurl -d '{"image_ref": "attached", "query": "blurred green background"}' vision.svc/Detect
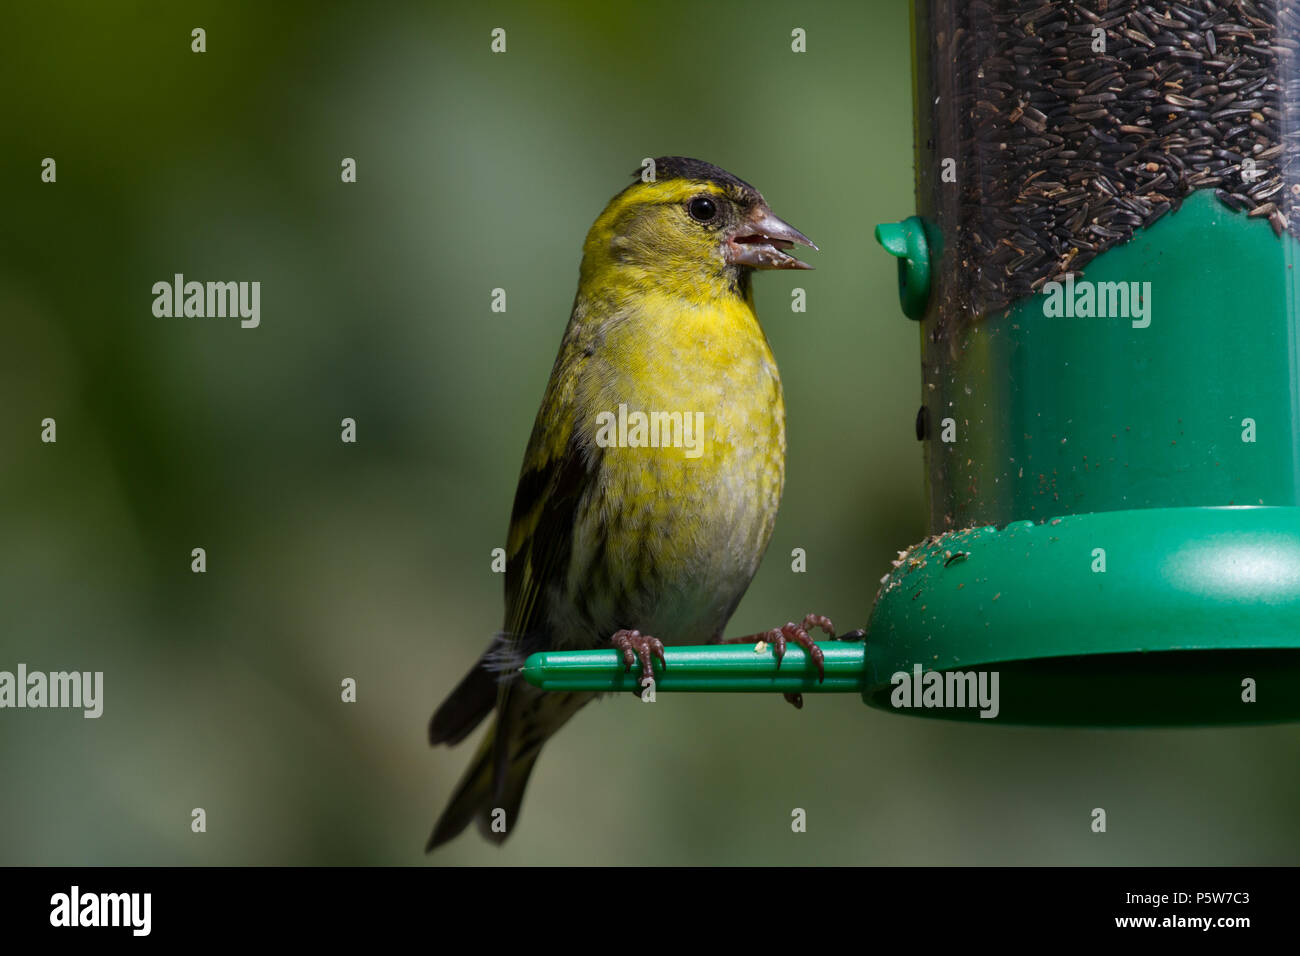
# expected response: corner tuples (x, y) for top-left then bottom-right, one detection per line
(2, 0), (1296, 865)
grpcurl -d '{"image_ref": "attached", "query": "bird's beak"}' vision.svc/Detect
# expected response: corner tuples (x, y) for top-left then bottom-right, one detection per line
(725, 206), (818, 270)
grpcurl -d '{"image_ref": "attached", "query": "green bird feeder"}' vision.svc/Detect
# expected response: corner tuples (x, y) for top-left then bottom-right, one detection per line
(868, 0), (1300, 725)
(525, 0), (1300, 725)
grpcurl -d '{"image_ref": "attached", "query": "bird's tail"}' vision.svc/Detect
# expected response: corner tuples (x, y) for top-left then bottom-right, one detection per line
(427, 681), (587, 850)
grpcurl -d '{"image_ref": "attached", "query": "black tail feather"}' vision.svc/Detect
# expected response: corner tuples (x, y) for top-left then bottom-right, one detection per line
(429, 658), (497, 746)
(427, 686), (590, 851)
(426, 733), (494, 850)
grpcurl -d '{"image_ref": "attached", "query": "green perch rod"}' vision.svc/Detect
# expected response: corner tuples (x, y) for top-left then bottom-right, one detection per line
(521, 642), (867, 694)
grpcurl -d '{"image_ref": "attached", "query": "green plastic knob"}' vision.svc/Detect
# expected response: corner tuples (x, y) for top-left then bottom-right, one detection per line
(874, 216), (931, 319)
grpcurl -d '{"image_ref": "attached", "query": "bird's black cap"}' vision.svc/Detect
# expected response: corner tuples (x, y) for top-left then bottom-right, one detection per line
(635, 156), (760, 199)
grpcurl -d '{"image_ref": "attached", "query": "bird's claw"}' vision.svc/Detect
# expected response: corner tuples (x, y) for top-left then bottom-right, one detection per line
(766, 613), (836, 682)
(611, 629), (666, 685)
(721, 612), (839, 691)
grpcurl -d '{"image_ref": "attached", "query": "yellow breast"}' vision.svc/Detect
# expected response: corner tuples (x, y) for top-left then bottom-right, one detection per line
(566, 289), (786, 643)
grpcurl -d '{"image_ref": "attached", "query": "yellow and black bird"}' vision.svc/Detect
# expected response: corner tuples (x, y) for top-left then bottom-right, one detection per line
(428, 157), (835, 849)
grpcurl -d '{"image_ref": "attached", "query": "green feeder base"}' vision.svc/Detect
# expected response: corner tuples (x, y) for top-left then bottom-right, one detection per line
(864, 505), (1300, 726)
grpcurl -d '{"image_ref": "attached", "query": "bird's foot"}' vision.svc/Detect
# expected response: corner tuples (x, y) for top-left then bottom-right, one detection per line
(724, 616), (866, 709)
(721, 612), (839, 682)
(611, 629), (666, 685)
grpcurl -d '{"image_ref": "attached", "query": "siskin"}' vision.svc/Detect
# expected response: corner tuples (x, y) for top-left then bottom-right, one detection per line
(427, 157), (838, 849)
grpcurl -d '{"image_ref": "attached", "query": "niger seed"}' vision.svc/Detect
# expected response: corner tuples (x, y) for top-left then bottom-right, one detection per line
(926, 0), (1300, 319)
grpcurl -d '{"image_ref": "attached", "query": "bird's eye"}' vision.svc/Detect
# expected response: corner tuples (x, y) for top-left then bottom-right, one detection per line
(687, 196), (718, 223)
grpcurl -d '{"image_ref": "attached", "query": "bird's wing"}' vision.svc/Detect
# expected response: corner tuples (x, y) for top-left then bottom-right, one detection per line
(427, 346), (596, 751)
(497, 327), (602, 666)
(487, 329), (605, 796)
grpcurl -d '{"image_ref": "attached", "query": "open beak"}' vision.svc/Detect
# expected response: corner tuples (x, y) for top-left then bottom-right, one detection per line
(725, 206), (818, 270)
